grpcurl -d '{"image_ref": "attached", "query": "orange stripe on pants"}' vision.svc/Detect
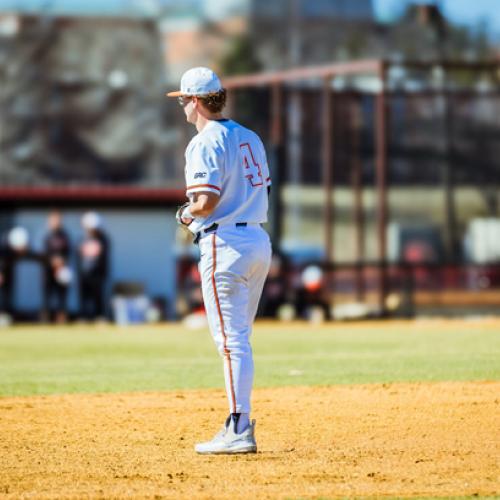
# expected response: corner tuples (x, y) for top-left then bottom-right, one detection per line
(211, 233), (237, 413)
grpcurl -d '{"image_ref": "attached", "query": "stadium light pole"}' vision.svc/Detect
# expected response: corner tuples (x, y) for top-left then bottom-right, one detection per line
(350, 96), (365, 301)
(269, 83), (284, 246)
(375, 61), (388, 315)
(322, 76), (334, 263)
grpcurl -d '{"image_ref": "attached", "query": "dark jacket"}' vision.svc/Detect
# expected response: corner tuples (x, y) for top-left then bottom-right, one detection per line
(78, 229), (109, 279)
(44, 228), (71, 260)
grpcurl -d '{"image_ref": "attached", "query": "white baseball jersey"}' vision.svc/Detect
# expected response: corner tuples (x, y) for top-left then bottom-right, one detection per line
(184, 119), (271, 233)
(182, 117), (272, 417)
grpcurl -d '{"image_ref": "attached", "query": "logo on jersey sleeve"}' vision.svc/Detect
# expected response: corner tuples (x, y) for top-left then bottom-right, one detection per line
(240, 143), (263, 187)
(194, 172), (207, 179)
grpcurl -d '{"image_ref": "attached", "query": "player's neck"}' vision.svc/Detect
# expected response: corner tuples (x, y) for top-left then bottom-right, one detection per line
(195, 112), (225, 132)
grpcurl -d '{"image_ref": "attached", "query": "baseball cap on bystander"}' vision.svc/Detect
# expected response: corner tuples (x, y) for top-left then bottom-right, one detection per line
(82, 211), (102, 230)
(166, 67), (222, 97)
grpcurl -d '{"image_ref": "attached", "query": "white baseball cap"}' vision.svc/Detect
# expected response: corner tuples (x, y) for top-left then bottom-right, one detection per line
(82, 211), (102, 230)
(166, 67), (222, 97)
(8, 227), (29, 250)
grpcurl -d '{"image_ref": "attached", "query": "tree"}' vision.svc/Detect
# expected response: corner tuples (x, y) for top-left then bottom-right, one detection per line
(219, 35), (261, 76)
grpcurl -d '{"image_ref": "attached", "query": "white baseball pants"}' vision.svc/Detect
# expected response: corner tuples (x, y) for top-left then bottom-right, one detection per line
(198, 223), (272, 414)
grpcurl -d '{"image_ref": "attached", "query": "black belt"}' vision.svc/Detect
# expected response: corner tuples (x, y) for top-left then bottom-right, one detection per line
(194, 222), (247, 244)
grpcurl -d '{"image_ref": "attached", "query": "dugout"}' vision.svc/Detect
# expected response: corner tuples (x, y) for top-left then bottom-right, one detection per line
(222, 59), (500, 317)
(0, 189), (185, 320)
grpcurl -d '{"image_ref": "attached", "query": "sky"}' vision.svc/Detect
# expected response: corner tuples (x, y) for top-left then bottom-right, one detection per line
(373, 0), (500, 38)
(1, 0), (499, 38)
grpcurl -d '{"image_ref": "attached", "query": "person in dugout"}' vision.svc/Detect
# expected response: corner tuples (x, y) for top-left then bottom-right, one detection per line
(0, 227), (31, 320)
(42, 211), (72, 323)
(78, 212), (110, 321)
(0, 237), (14, 317)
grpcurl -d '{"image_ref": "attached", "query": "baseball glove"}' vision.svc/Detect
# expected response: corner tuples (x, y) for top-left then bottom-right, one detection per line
(176, 202), (194, 226)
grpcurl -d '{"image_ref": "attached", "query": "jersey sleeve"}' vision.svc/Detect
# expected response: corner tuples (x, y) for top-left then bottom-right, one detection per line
(185, 141), (223, 197)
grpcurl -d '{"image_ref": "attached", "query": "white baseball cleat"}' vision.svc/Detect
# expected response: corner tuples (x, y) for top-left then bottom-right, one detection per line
(195, 417), (257, 454)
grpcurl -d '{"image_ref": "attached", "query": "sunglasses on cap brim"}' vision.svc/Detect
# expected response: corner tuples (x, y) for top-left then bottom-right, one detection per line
(177, 96), (193, 107)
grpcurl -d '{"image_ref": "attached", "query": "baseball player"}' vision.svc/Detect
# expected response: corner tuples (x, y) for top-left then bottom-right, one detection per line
(42, 211), (71, 324)
(167, 67), (272, 454)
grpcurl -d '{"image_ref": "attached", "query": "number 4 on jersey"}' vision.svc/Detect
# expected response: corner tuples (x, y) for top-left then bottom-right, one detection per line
(240, 143), (263, 187)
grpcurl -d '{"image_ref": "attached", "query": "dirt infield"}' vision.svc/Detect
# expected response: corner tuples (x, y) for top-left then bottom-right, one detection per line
(1, 382), (498, 499)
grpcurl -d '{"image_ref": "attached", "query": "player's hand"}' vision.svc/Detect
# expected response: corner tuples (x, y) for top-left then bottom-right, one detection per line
(176, 202), (194, 226)
(181, 214), (194, 225)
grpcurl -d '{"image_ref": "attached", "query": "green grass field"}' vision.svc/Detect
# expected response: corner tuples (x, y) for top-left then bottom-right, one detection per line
(0, 319), (499, 397)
